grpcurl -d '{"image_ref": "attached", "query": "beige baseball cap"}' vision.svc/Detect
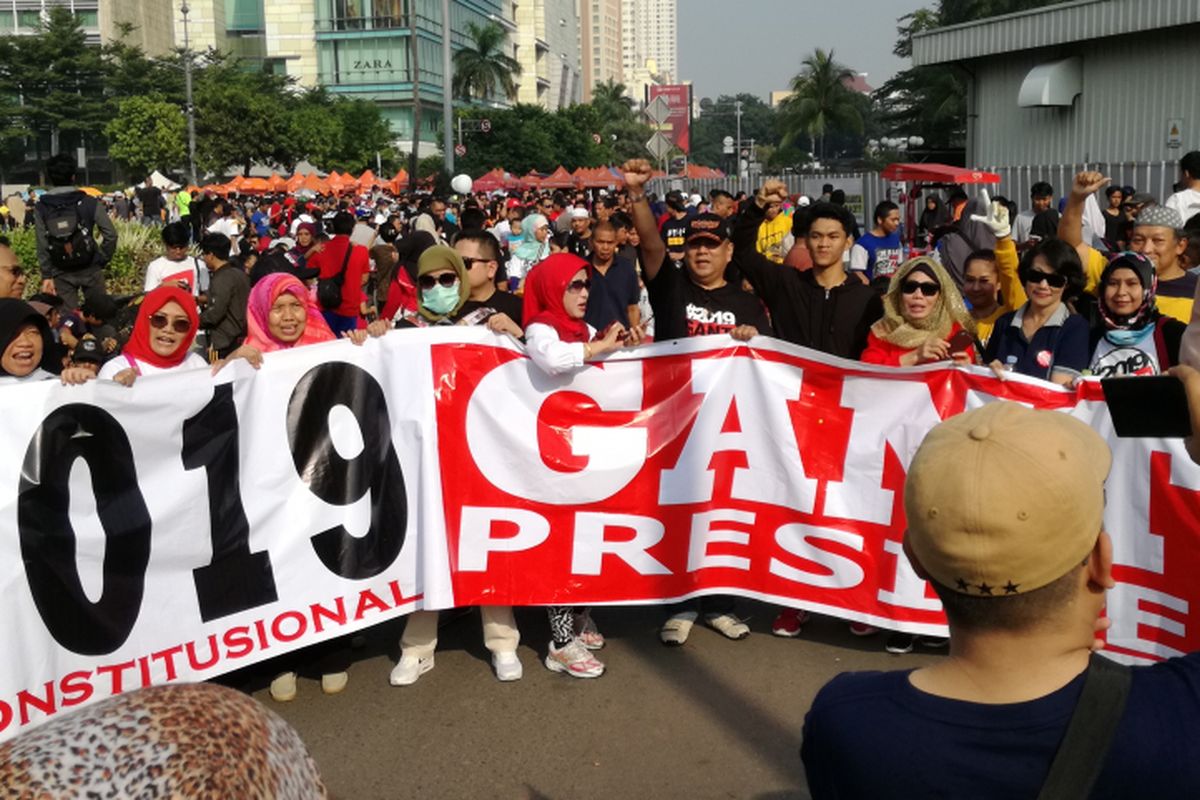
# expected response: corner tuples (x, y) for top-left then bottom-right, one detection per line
(904, 402), (1111, 596)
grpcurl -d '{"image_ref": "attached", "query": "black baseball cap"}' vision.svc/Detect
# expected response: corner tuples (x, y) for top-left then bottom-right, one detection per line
(685, 213), (731, 245)
(72, 337), (105, 366)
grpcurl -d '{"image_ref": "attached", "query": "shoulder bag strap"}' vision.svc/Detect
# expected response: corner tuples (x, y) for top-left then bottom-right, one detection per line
(1037, 654), (1132, 800)
(334, 240), (353, 287)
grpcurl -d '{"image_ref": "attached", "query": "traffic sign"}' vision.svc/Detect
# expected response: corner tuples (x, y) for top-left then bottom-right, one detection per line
(644, 96), (672, 126)
(454, 143), (467, 157)
(645, 132), (672, 161)
(480, 119), (492, 133)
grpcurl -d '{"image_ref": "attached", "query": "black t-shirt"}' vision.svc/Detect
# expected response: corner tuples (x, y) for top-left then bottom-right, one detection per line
(452, 289), (525, 327)
(567, 232), (593, 260)
(136, 186), (163, 217)
(647, 255), (773, 341)
(583, 257), (640, 331)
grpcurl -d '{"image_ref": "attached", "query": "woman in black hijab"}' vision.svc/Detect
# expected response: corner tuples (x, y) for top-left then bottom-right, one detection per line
(0, 298), (91, 385)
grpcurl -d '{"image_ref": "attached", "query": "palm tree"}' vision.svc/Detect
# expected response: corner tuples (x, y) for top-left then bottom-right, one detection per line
(451, 22), (522, 102)
(779, 49), (863, 162)
(591, 79), (635, 119)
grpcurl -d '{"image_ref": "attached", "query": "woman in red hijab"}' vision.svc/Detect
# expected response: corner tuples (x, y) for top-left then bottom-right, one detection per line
(98, 285), (208, 385)
(522, 253), (629, 375)
(519, 253), (637, 680)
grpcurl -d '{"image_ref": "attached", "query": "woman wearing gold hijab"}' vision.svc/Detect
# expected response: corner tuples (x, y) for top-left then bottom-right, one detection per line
(861, 256), (978, 366)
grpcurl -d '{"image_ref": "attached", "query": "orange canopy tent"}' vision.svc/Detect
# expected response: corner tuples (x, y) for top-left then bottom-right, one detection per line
(268, 172), (288, 192)
(388, 169), (409, 193)
(358, 169), (382, 189)
(240, 177), (271, 194)
(201, 184), (228, 195)
(539, 166), (578, 189)
(285, 173), (306, 192)
(301, 174), (332, 194)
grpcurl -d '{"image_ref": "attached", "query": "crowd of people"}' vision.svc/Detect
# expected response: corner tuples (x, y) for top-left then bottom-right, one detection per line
(3, 149), (1200, 721)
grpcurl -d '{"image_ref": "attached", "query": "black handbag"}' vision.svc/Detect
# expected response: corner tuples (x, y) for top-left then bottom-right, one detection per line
(317, 240), (354, 311)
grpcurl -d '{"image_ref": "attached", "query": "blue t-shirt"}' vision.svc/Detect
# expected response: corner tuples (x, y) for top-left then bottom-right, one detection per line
(801, 653), (1200, 799)
(851, 231), (905, 282)
(982, 303), (1090, 381)
(251, 210), (271, 237)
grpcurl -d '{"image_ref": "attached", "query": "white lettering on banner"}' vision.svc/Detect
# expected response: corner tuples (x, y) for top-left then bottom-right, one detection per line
(659, 357), (818, 511)
(457, 507), (550, 571)
(571, 512), (671, 576)
(464, 359), (647, 504)
(877, 539), (943, 611)
(687, 509), (754, 572)
(824, 377), (942, 525)
(1107, 583), (1189, 660)
(770, 523), (864, 589)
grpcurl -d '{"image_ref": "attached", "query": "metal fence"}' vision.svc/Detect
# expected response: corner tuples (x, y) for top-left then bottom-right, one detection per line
(648, 160), (1179, 226)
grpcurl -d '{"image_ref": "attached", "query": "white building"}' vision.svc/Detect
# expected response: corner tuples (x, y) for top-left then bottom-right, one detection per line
(620, 0), (676, 100)
(514, 0), (582, 111)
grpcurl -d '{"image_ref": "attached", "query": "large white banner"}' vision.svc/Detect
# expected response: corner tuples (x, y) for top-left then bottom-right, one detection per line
(0, 327), (1197, 741)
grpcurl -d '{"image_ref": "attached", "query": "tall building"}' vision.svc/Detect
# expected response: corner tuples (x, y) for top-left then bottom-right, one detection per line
(102, 0), (176, 56)
(514, 0), (582, 111)
(579, 0), (622, 102)
(620, 0), (675, 98)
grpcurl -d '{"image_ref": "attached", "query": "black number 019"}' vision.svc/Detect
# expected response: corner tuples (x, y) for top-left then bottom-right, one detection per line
(16, 362), (408, 655)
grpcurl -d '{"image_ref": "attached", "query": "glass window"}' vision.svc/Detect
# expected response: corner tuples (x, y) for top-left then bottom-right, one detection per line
(75, 10), (99, 28)
(0, 10), (13, 30)
(17, 10), (42, 30)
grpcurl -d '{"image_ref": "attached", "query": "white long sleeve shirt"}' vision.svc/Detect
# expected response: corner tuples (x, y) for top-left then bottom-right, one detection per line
(524, 322), (596, 375)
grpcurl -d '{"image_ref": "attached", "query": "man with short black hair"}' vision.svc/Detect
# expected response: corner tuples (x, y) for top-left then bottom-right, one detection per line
(659, 190), (692, 270)
(623, 159), (772, 646)
(802, 397), (1200, 799)
(136, 177), (164, 226)
(308, 211), (369, 334)
(451, 230), (524, 329)
(34, 153), (118, 311)
(582, 220), (640, 331)
(709, 190), (735, 219)
(0, 242), (28, 299)
(145, 221), (206, 295)
(850, 200), (905, 285)
(198, 233), (249, 359)
(1014, 181), (1055, 245)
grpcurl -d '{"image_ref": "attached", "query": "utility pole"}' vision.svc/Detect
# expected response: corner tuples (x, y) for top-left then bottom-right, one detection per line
(734, 100), (743, 195)
(408, 0), (421, 184)
(441, 0), (453, 173)
(181, 1), (198, 186)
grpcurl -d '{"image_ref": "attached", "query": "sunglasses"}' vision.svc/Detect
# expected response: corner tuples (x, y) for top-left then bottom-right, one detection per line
(461, 256), (492, 270)
(418, 273), (460, 290)
(901, 280), (940, 297)
(149, 313), (192, 333)
(1025, 269), (1068, 288)
(566, 279), (591, 293)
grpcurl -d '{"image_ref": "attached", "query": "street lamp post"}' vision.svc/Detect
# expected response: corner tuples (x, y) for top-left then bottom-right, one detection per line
(734, 100), (743, 194)
(441, 0), (453, 173)
(180, 1), (198, 186)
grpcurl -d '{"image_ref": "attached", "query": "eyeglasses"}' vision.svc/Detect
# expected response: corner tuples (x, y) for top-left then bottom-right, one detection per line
(1025, 269), (1068, 289)
(901, 280), (940, 297)
(418, 273), (460, 290)
(461, 256), (492, 270)
(566, 279), (591, 293)
(149, 313), (192, 333)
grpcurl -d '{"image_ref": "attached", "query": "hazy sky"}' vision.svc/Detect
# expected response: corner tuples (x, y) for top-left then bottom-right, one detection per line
(678, 0), (932, 101)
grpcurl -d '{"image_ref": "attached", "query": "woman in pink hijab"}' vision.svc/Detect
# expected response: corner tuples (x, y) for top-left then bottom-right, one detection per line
(244, 272), (336, 352)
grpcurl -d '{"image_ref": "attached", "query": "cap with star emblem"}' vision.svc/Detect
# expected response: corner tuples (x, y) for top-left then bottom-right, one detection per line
(903, 402), (1111, 596)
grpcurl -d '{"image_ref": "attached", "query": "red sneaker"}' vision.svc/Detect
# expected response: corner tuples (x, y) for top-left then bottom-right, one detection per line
(772, 608), (809, 638)
(849, 622), (879, 636)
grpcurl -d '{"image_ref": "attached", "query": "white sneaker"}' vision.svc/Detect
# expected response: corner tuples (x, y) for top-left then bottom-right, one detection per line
(269, 671), (297, 702)
(660, 611), (698, 646)
(389, 654), (434, 686)
(544, 639), (605, 678)
(706, 613), (750, 640)
(492, 651), (523, 682)
(321, 671), (348, 695)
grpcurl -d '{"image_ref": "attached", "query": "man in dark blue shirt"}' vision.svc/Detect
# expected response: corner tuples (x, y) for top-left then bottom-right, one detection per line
(802, 397), (1200, 799)
(582, 220), (640, 332)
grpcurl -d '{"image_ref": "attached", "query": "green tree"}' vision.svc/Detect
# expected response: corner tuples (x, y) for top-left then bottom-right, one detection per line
(691, 94), (780, 170)
(104, 94), (187, 175)
(327, 98), (395, 173)
(451, 22), (522, 102)
(193, 62), (291, 175)
(778, 49), (863, 162)
(590, 79), (635, 119)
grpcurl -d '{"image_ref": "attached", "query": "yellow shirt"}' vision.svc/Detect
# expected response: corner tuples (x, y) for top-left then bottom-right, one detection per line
(757, 213), (792, 264)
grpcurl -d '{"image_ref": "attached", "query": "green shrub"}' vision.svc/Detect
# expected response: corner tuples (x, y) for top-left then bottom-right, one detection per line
(6, 217), (164, 297)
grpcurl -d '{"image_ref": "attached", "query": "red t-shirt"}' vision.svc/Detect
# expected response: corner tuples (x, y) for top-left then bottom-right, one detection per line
(309, 235), (368, 318)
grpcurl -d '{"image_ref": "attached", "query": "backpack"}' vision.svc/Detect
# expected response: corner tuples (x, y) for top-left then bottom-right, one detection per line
(317, 240), (354, 311)
(37, 195), (98, 272)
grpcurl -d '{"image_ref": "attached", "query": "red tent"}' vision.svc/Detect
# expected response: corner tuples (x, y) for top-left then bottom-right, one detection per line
(520, 170), (543, 189)
(539, 166), (578, 189)
(472, 168), (514, 193)
(880, 163), (1000, 185)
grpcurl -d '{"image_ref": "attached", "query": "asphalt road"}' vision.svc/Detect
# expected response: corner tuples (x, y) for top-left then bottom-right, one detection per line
(240, 601), (942, 800)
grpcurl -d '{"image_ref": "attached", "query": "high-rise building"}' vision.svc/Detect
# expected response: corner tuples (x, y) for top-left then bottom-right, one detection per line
(514, 0), (582, 111)
(102, 0), (176, 56)
(579, 0), (622, 102)
(620, 0), (676, 98)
